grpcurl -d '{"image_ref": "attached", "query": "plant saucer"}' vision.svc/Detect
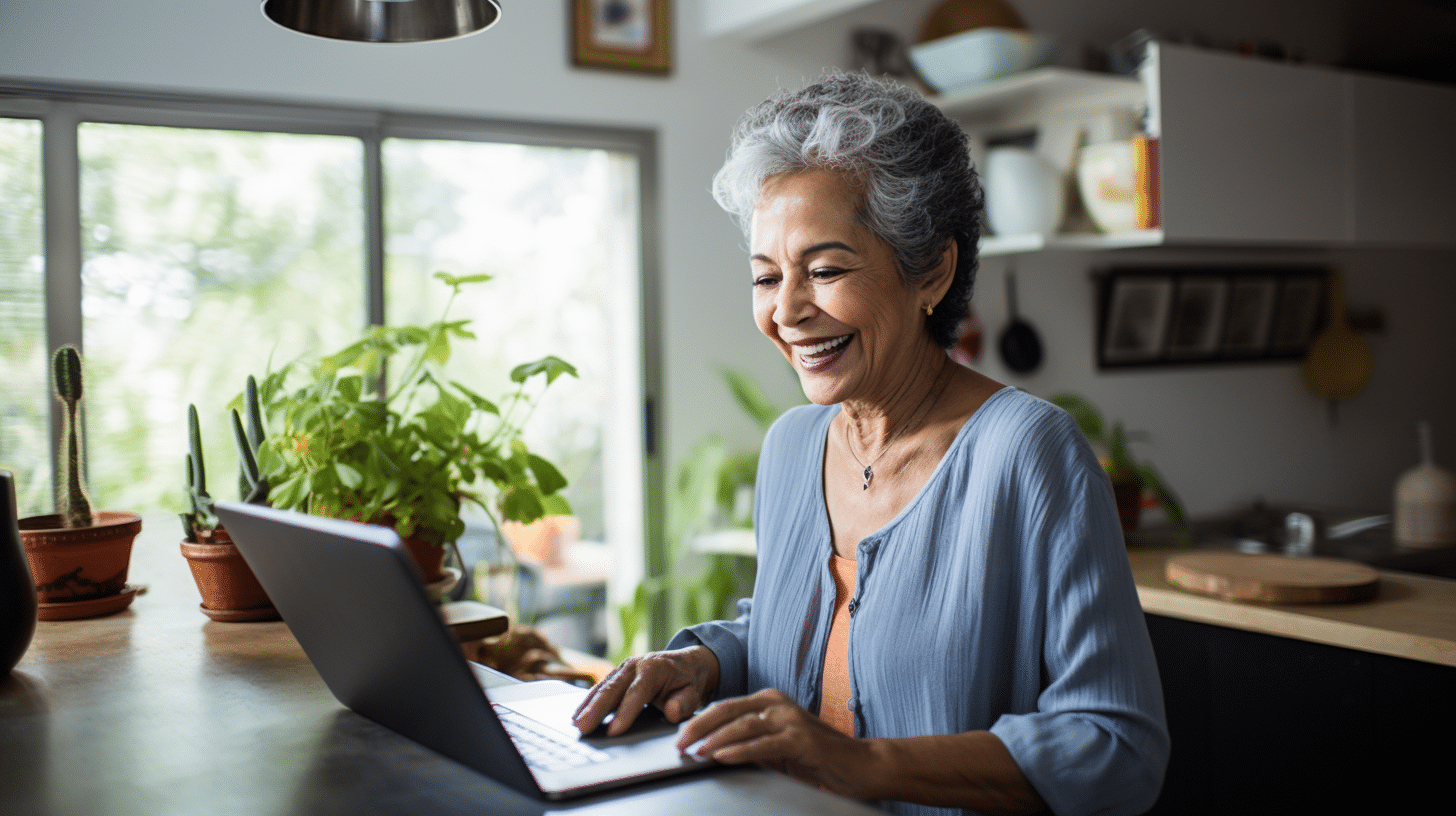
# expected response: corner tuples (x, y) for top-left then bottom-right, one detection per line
(38, 583), (147, 621)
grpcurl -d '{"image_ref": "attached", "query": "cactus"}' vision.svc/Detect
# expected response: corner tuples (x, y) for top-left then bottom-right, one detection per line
(179, 404), (218, 542)
(232, 375), (269, 504)
(52, 345), (94, 528)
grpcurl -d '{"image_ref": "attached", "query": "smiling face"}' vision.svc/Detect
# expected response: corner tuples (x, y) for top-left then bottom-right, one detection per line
(750, 169), (950, 407)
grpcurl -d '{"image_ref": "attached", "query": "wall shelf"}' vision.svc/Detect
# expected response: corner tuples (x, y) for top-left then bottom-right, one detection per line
(942, 44), (1456, 253)
(930, 67), (1146, 126)
(700, 0), (877, 41)
(980, 229), (1165, 257)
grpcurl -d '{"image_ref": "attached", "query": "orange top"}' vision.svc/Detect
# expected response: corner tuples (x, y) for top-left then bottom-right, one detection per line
(818, 552), (856, 737)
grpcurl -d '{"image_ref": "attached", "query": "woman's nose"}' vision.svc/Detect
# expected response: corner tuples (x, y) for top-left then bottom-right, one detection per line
(774, 276), (814, 326)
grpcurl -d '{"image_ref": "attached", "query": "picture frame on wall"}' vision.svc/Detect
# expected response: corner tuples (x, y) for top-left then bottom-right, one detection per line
(1267, 274), (1327, 355)
(572, 0), (672, 75)
(1100, 275), (1174, 364)
(1096, 267), (1327, 369)
(1165, 277), (1229, 359)
(1221, 277), (1280, 356)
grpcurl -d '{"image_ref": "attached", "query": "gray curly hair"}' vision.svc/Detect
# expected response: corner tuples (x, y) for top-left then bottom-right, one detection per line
(712, 72), (982, 348)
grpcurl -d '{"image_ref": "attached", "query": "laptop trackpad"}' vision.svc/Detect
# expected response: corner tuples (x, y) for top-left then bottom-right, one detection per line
(504, 694), (678, 746)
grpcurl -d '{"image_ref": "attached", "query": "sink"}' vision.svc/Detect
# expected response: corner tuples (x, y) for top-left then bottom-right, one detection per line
(1192, 503), (1456, 579)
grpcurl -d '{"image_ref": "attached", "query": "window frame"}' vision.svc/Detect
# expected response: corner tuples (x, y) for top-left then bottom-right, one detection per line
(0, 81), (665, 615)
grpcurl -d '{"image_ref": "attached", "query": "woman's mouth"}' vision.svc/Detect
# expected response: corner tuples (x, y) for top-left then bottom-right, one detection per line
(796, 335), (851, 372)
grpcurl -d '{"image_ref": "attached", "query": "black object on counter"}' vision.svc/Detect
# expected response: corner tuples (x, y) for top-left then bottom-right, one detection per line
(1, 470), (39, 673)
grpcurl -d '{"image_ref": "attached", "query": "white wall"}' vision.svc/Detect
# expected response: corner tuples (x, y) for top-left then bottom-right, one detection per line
(3, 0), (1453, 527)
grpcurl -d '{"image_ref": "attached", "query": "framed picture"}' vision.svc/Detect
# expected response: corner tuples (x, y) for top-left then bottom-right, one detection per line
(1220, 277), (1280, 356)
(1267, 275), (1327, 356)
(1100, 275), (1174, 364)
(1096, 267), (1327, 369)
(572, 0), (672, 75)
(1165, 277), (1229, 359)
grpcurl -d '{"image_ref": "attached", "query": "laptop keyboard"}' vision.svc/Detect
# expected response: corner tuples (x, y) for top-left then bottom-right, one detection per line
(493, 704), (613, 772)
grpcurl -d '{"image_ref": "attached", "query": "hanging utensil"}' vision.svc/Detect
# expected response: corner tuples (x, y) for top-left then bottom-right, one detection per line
(998, 264), (1043, 374)
(1303, 273), (1372, 423)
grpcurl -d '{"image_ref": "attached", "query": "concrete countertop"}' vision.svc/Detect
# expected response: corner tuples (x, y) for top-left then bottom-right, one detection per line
(1127, 548), (1456, 667)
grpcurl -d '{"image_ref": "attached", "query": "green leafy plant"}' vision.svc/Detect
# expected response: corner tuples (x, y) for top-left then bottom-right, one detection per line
(52, 345), (93, 528)
(1047, 392), (1190, 544)
(615, 367), (792, 660)
(245, 272), (576, 553)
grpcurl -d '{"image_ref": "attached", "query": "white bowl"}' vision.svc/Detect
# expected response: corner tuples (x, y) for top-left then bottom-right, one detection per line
(909, 27), (1058, 93)
(983, 147), (1064, 236)
(1075, 141), (1138, 234)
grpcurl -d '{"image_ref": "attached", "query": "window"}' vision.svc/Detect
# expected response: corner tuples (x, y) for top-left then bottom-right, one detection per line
(78, 123), (366, 512)
(1, 90), (654, 648)
(0, 117), (46, 516)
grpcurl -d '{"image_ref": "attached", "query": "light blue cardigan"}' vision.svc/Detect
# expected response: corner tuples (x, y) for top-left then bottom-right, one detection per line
(668, 388), (1169, 816)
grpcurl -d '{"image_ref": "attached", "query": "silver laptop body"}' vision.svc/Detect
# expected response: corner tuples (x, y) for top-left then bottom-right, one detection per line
(214, 501), (713, 800)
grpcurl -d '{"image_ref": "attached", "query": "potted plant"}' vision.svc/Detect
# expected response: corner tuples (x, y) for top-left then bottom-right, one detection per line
(177, 386), (280, 622)
(18, 345), (144, 620)
(1047, 392), (1190, 544)
(248, 272), (575, 590)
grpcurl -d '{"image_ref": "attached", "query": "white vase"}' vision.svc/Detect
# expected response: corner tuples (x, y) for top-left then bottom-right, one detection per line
(983, 147), (1065, 237)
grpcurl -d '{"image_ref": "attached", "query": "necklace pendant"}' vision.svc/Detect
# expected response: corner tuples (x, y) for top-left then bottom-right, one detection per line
(862, 465), (873, 490)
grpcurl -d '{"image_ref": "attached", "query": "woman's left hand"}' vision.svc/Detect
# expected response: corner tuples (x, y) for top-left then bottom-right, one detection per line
(676, 688), (879, 798)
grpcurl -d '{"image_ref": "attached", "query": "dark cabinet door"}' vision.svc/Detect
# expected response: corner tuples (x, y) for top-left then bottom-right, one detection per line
(1144, 614), (1455, 815)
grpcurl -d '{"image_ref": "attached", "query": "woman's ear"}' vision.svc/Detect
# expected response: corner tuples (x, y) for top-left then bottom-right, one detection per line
(921, 238), (958, 309)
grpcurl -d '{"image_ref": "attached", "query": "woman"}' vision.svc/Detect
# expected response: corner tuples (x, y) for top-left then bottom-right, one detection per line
(574, 73), (1169, 816)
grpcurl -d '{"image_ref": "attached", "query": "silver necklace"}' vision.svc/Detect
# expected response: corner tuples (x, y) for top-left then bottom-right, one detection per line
(843, 359), (952, 490)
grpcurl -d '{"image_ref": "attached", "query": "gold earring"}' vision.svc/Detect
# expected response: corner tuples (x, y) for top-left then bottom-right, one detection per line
(925, 304), (934, 317)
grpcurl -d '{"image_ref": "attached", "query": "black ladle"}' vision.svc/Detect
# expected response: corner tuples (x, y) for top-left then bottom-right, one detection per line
(998, 266), (1043, 374)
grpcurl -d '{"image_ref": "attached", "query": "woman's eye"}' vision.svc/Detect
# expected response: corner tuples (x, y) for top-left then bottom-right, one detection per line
(810, 267), (843, 279)
(752, 275), (778, 288)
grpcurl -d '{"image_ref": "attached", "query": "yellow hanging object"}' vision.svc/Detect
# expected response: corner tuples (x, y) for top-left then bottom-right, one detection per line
(1303, 273), (1372, 402)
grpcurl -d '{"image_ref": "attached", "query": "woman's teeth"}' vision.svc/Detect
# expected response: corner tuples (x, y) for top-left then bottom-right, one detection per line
(800, 335), (850, 361)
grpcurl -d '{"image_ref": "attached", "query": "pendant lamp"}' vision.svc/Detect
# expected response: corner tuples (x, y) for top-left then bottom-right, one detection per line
(262, 0), (501, 43)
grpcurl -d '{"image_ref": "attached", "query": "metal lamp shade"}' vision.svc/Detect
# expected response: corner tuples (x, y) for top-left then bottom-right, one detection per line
(262, 0), (501, 43)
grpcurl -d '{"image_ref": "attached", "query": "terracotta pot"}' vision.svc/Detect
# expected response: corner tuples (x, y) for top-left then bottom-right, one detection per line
(179, 528), (280, 622)
(19, 511), (141, 606)
(401, 534), (447, 583)
(1112, 477), (1144, 534)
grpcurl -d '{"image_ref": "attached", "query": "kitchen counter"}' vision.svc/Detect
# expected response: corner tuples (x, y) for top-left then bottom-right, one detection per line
(1127, 548), (1456, 667)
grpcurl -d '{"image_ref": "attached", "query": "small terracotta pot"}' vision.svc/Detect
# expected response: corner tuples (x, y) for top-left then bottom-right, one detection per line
(1112, 477), (1144, 534)
(402, 534), (447, 583)
(19, 511), (141, 604)
(179, 528), (280, 622)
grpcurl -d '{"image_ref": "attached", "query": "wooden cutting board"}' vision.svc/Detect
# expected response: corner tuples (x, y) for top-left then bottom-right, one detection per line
(1165, 552), (1379, 604)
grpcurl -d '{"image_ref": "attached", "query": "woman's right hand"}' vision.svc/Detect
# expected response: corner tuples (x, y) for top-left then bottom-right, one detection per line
(572, 645), (720, 737)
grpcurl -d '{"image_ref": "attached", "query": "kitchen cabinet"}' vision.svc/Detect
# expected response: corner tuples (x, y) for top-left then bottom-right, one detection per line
(1346, 72), (1456, 244)
(1129, 549), (1456, 813)
(934, 42), (1456, 255)
(1145, 614), (1453, 814)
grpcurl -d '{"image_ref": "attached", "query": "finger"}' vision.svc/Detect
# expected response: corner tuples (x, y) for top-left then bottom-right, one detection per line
(657, 684), (703, 723)
(679, 703), (773, 754)
(573, 663), (637, 733)
(605, 669), (673, 736)
(574, 660), (630, 717)
(707, 730), (789, 765)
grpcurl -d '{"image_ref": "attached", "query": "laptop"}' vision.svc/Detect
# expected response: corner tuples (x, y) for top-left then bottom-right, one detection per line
(214, 501), (715, 800)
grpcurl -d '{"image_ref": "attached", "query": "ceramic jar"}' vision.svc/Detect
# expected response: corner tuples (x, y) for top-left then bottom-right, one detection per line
(1, 471), (39, 672)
